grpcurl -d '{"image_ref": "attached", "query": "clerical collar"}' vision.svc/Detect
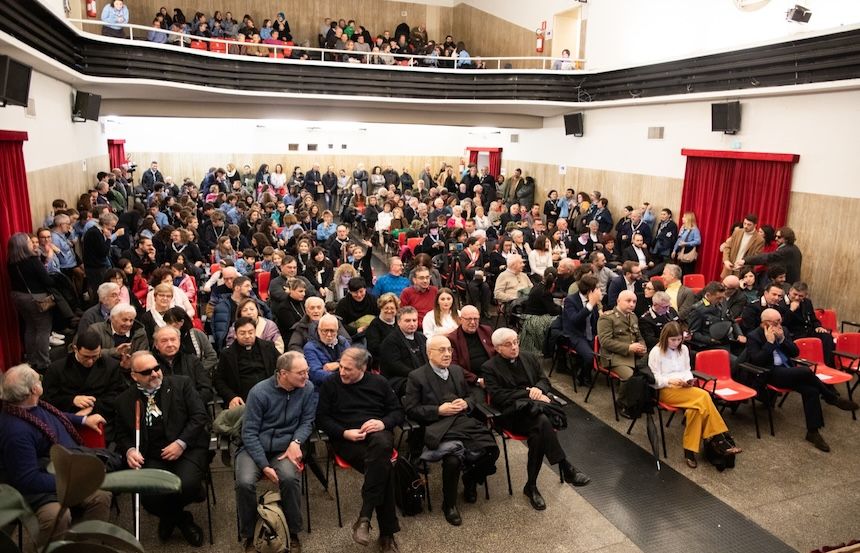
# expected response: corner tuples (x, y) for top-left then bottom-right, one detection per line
(430, 362), (449, 380)
(403, 332), (415, 340)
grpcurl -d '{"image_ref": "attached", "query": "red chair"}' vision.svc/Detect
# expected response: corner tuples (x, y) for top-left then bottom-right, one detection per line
(695, 350), (761, 438)
(268, 51), (285, 58)
(650, 275), (664, 286)
(283, 41), (294, 57)
(683, 273), (705, 294)
(815, 309), (841, 342)
(209, 263), (221, 275)
(209, 40), (227, 54)
(834, 332), (860, 420)
(331, 449), (398, 527)
(795, 338), (853, 387)
(398, 232), (408, 250)
(406, 237), (422, 254)
(584, 337), (621, 421)
(78, 423), (106, 448)
(189, 40), (208, 51)
(254, 261), (262, 271)
(257, 271), (271, 301)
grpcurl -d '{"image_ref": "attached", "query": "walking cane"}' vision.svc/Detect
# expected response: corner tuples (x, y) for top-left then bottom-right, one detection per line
(134, 399), (141, 540)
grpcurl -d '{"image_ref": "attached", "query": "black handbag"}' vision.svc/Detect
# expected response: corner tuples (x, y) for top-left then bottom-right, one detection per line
(18, 266), (56, 312)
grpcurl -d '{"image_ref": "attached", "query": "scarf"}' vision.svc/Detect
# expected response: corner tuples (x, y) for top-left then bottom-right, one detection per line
(2, 400), (83, 446)
(136, 385), (163, 426)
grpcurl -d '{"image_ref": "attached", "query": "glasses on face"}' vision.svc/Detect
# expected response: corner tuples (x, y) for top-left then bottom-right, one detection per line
(460, 317), (480, 322)
(134, 365), (162, 377)
(499, 340), (519, 348)
(431, 347), (453, 353)
(319, 328), (338, 334)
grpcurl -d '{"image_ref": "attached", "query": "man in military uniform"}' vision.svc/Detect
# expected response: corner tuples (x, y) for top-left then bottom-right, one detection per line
(686, 281), (747, 356)
(596, 290), (647, 382)
(638, 291), (681, 351)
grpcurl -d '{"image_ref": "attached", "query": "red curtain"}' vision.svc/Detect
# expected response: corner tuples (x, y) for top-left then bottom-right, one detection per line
(107, 139), (126, 169)
(468, 149), (479, 166)
(0, 131), (33, 370)
(679, 149), (798, 281)
(488, 149), (502, 178)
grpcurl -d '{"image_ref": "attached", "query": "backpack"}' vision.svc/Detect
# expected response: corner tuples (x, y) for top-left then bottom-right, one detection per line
(253, 491), (290, 553)
(393, 456), (426, 517)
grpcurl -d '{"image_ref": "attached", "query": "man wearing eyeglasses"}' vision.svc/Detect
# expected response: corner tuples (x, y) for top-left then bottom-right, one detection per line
(404, 335), (499, 526)
(483, 328), (591, 511)
(739, 226), (803, 284)
(236, 351), (317, 553)
(112, 351), (210, 546)
(316, 347), (404, 553)
(446, 305), (495, 400)
(304, 314), (351, 386)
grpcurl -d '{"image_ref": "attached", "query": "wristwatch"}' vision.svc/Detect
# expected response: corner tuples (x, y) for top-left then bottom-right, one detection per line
(292, 439), (301, 446)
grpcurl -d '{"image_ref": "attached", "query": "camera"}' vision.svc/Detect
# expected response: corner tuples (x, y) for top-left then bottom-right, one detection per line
(126, 163), (138, 173)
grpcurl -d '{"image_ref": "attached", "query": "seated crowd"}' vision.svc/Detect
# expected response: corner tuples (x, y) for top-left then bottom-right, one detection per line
(2, 156), (857, 552)
(123, 3), (480, 67)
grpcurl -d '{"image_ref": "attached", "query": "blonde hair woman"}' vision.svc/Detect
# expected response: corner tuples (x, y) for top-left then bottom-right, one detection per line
(672, 211), (701, 275)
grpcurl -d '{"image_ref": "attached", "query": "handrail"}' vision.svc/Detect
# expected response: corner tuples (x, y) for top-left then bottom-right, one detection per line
(68, 18), (586, 71)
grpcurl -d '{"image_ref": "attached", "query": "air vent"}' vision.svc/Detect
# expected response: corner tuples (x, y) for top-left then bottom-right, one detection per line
(288, 144), (299, 151)
(510, 134), (519, 143)
(307, 144), (318, 151)
(647, 126), (665, 139)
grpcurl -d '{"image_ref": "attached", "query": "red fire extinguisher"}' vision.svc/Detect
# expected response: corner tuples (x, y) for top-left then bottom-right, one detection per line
(86, 0), (97, 18)
(535, 29), (544, 53)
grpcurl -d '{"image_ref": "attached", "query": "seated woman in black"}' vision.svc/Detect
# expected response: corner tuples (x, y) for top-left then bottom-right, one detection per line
(523, 267), (562, 316)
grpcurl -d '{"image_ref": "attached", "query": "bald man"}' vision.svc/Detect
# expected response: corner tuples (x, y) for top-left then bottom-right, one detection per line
(722, 275), (748, 320)
(404, 335), (498, 526)
(596, 290), (647, 382)
(742, 308), (857, 452)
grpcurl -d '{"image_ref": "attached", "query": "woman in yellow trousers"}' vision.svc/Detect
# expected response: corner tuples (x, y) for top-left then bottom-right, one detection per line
(648, 322), (742, 468)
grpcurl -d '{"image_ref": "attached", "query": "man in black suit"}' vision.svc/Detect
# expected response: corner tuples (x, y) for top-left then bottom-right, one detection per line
(215, 317), (280, 409)
(458, 237), (492, 318)
(783, 282), (835, 366)
(380, 306), (428, 397)
(42, 328), (127, 419)
(140, 161), (164, 192)
(621, 232), (657, 276)
(740, 226), (802, 284)
(404, 335), (498, 526)
(113, 351), (210, 546)
(606, 261), (643, 310)
(743, 309), (857, 452)
(562, 275), (603, 386)
(740, 283), (790, 334)
(482, 328), (590, 511)
(152, 325), (214, 406)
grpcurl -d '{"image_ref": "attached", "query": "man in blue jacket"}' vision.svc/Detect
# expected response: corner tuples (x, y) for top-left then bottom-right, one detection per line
(235, 352), (317, 553)
(304, 314), (351, 386)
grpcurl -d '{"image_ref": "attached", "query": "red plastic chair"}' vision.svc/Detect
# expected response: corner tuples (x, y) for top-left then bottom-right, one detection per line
(257, 271), (271, 301)
(834, 332), (860, 420)
(209, 263), (221, 275)
(650, 275), (664, 286)
(406, 237), (422, 254)
(209, 40), (227, 54)
(78, 423), (106, 448)
(190, 40), (208, 51)
(268, 51), (285, 58)
(695, 349), (761, 438)
(331, 449), (398, 527)
(815, 309), (841, 342)
(683, 273), (705, 294)
(795, 338), (853, 387)
(283, 41), (294, 57)
(254, 261), (262, 271)
(584, 337), (621, 421)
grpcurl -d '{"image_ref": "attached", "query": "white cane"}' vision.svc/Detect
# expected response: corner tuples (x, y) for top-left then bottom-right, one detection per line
(134, 399), (141, 541)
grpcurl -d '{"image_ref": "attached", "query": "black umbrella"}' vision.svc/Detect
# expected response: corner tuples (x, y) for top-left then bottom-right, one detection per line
(644, 412), (661, 471)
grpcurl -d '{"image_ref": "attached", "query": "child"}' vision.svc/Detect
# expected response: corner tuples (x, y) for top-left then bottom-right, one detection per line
(214, 236), (235, 264)
(269, 249), (285, 278)
(260, 246), (276, 273)
(205, 184), (220, 203)
(349, 241), (374, 285)
(235, 248), (257, 278)
(171, 262), (197, 310)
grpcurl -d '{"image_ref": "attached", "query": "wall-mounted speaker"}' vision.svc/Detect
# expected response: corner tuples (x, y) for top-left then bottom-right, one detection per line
(564, 112), (584, 137)
(73, 91), (102, 122)
(711, 101), (740, 134)
(0, 56), (32, 108)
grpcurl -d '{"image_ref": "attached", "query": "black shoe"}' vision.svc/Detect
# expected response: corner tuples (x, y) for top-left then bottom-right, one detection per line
(443, 504), (462, 526)
(177, 512), (204, 547)
(560, 461), (591, 486)
(352, 516), (371, 546)
(463, 479), (478, 503)
(289, 533), (302, 553)
(158, 517), (175, 541)
(806, 430), (831, 452)
(523, 485), (546, 511)
(827, 397), (859, 411)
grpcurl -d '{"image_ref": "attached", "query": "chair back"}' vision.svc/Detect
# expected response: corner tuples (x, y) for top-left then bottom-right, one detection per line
(683, 273), (705, 293)
(210, 263), (221, 275)
(835, 333), (860, 369)
(695, 349), (731, 380)
(795, 337), (824, 365)
(209, 41), (227, 54)
(815, 309), (838, 333)
(650, 275), (664, 286)
(258, 271), (271, 301)
(190, 40), (208, 50)
(255, 261), (262, 271)
(406, 237), (422, 254)
(398, 233), (408, 248)
(78, 423), (106, 448)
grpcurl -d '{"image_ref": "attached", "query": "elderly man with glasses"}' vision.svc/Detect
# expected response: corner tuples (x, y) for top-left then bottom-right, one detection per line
(112, 351), (210, 546)
(482, 328), (590, 511)
(235, 351), (317, 553)
(446, 305), (495, 401)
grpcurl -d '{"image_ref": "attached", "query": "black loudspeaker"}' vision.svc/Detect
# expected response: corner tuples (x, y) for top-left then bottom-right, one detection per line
(711, 101), (740, 134)
(73, 91), (102, 122)
(0, 56), (32, 108)
(564, 112), (584, 137)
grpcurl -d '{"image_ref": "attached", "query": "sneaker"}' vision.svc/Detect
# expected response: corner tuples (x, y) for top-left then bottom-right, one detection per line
(805, 430), (831, 452)
(49, 336), (65, 347)
(51, 331), (65, 340)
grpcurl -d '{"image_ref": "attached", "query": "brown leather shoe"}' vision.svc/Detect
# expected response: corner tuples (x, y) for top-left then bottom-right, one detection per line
(379, 535), (401, 553)
(352, 517), (371, 547)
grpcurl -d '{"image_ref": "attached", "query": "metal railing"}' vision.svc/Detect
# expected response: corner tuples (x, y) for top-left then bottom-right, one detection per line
(68, 18), (586, 72)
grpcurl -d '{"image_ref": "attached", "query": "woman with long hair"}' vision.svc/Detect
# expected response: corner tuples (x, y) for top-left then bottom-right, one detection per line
(270, 163), (287, 193)
(528, 235), (554, 278)
(648, 322), (742, 468)
(422, 287), (460, 338)
(7, 232), (56, 371)
(672, 211), (701, 275)
(225, 297), (284, 353)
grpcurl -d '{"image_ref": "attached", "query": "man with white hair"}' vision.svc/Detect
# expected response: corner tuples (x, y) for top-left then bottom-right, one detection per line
(152, 325), (214, 405)
(493, 254), (532, 303)
(483, 328), (590, 510)
(288, 296), (350, 351)
(87, 302), (149, 361)
(404, 335), (499, 526)
(304, 313), (351, 386)
(0, 364), (110, 546)
(77, 281), (122, 337)
(661, 263), (696, 318)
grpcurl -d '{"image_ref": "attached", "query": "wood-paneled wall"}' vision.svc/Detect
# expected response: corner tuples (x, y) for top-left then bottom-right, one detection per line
(27, 155), (110, 229)
(451, 4), (549, 68)
(128, 1), (451, 47)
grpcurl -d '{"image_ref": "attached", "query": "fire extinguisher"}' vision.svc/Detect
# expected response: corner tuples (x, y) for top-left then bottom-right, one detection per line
(86, 0), (97, 18)
(535, 29), (544, 53)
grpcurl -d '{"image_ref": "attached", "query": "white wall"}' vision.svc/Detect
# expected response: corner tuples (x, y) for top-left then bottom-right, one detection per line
(585, 0), (860, 70)
(460, 0), (575, 33)
(505, 89), (860, 198)
(1, 70), (107, 172)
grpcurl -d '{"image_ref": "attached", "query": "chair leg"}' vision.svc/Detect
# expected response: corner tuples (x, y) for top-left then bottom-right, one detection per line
(767, 396), (776, 437)
(422, 461), (432, 513)
(778, 392), (790, 408)
(501, 436), (513, 496)
(609, 377), (619, 422)
(665, 412), (676, 428)
(626, 418), (636, 435)
(656, 408), (668, 458)
(205, 471), (214, 545)
(848, 380), (857, 421)
(750, 398), (761, 439)
(303, 470), (311, 533)
(332, 460), (343, 528)
(584, 370), (599, 403)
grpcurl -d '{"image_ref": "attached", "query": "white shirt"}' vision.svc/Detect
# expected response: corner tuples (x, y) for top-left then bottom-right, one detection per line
(633, 246), (647, 268)
(648, 345), (693, 389)
(422, 311), (459, 338)
(528, 249), (553, 277)
(735, 231), (755, 263)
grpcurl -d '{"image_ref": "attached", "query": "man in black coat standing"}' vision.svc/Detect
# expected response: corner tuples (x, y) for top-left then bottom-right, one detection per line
(740, 226), (803, 284)
(482, 328), (590, 511)
(112, 351), (210, 546)
(404, 335), (498, 526)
